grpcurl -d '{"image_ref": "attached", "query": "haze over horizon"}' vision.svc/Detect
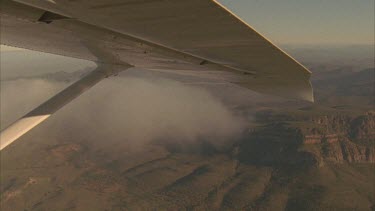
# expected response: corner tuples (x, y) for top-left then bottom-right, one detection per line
(218, 0), (374, 45)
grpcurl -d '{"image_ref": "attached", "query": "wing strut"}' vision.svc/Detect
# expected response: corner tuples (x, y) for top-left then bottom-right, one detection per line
(0, 63), (132, 151)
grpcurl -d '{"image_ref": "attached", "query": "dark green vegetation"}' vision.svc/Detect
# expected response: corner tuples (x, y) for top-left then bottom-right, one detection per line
(1, 52), (374, 210)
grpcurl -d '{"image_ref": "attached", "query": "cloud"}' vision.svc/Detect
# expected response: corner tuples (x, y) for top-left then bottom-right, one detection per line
(1, 75), (246, 150)
(0, 79), (67, 129)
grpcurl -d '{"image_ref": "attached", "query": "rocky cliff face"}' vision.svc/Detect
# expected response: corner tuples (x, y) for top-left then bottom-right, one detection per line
(349, 111), (375, 143)
(303, 111), (375, 164)
(240, 109), (375, 166)
(318, 139), (374, 164)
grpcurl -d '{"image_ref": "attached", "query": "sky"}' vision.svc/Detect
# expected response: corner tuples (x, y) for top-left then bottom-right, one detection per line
(218, 0), (374, 45)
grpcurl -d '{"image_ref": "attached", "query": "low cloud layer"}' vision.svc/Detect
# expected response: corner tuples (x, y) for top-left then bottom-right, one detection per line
(0, 79), (67, 128)
(1, 74), (246, 149)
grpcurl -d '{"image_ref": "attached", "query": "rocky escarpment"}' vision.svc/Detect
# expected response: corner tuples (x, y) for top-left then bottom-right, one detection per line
(241, 109), (375, 166)
(302, 111), (375, 164)
(305, 111), (375, 144)
(321, 139), (374, 163)
(349, 111), (375, 143)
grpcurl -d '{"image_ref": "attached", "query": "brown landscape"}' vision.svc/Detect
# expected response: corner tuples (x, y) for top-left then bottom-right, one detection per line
(1, 46), (374, 210)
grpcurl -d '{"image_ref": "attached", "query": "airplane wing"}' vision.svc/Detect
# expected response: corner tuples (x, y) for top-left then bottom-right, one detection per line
(0, 0), (313, 150)
(1, 0), (313, 101)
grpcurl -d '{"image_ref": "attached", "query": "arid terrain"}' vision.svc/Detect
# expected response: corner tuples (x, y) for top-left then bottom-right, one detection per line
(1, 46), (374, 210)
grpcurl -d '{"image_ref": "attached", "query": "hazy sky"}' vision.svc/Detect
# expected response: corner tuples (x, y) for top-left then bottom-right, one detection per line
(218, 0), (374, 45)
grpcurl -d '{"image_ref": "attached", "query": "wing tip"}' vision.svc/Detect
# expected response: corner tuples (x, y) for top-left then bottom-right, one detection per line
(300, 80), (315, 103)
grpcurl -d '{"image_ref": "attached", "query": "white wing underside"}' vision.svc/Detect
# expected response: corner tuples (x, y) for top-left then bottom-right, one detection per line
(1, 0), (313, 101)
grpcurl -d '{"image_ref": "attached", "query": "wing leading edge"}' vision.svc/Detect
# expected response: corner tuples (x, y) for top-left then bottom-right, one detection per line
(1, 0), (313, 101)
